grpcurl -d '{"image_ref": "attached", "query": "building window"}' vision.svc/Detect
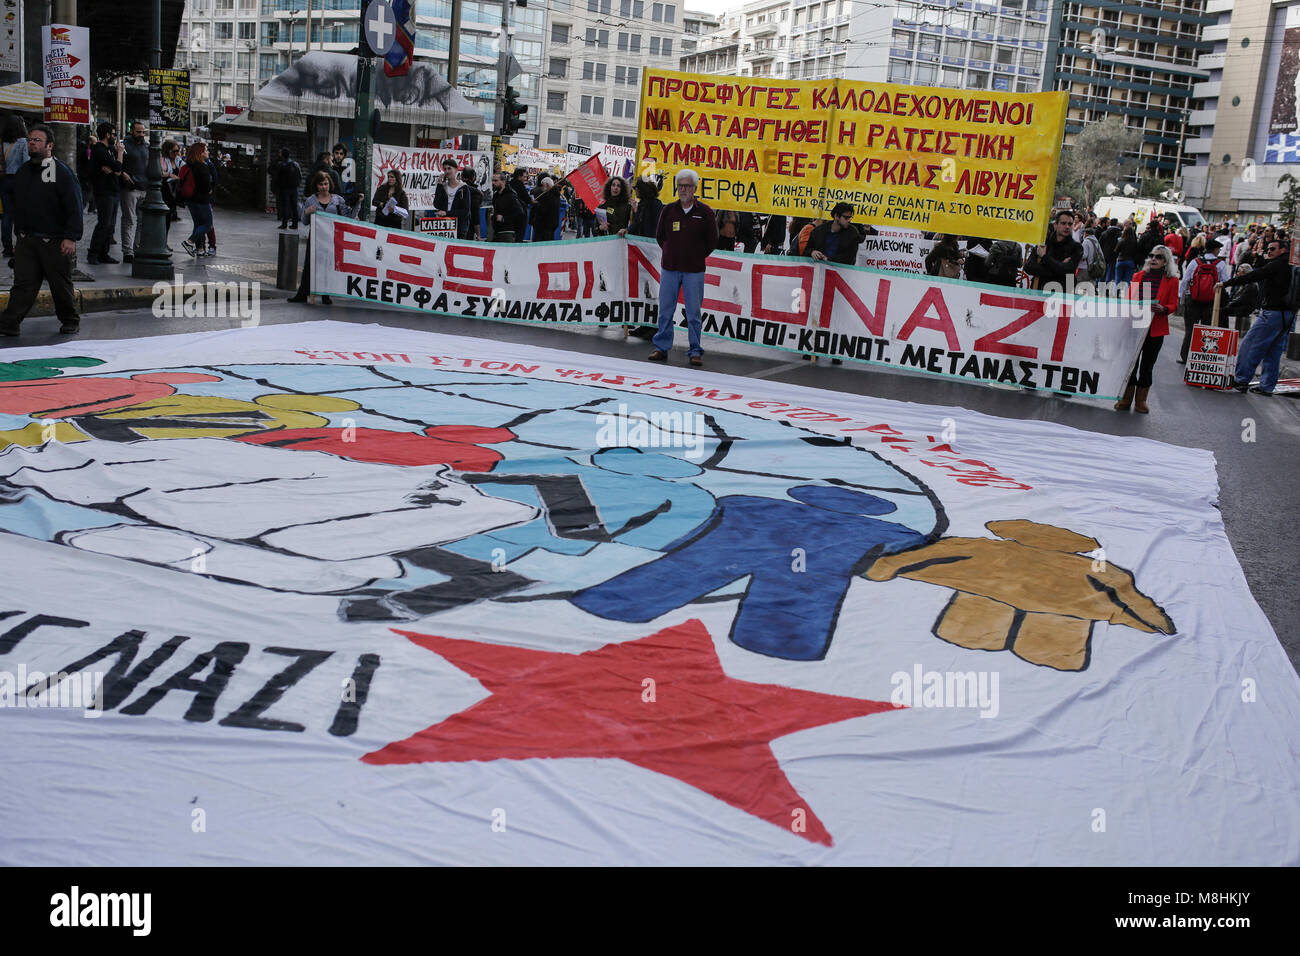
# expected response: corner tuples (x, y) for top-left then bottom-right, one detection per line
(973, 13), (995, 34)
(216, 22), (234, 40)
(583, 62), (607, 81)
(547, 91), (566, 111)
(915, 63), (936, 84)
(652, 1), (663, 20)
(552, 24), (569, 44)
(549, 57), (567, 77)
(888, 59), (911, 83)
(970, 41), (991, 61)
(943, 38), (966, 58)
(918, 35), (939, 56)
(587, 0), (612, 12)
(613, 99), (624, 117)
(238, 22), (255, 40)
(968, 70), (989, 89)
(941, 67), (962, 87)
(594, 96), (605, 114)
(996, 46), (1016, 66)
(547, 128), (562, 146)
(1022, 50), (1041, 70)
(892, 30), (913, 52)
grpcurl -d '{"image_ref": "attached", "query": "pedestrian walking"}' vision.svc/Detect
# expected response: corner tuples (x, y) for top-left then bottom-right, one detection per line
(87, 122), (124, 263)
(272, 147), (302, 229)
(0, 124), (83, 336)
(119, 120), (149, 263)
(648, 168), (716, 366)
(1, 115), (30, 264)
(177, 142), (215, 258)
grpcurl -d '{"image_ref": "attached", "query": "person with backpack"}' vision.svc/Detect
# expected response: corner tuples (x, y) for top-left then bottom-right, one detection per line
(1076, 227), (1105, 287)
(1176, 237), (1230, 363)
(1218, 236), (1299, 396)
(985, 238), (1023, 287)
(273, 147), (302, 229)
(177, 142), (215, 257)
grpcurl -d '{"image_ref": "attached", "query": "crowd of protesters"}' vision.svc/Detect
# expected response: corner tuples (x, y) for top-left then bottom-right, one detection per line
(267, 150), (1295, 399)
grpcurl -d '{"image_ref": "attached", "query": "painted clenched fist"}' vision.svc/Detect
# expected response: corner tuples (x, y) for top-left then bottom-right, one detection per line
(865, 520), (1176, 671)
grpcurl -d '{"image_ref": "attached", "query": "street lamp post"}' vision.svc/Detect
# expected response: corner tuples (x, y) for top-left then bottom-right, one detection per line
(132, 0), (173, 281)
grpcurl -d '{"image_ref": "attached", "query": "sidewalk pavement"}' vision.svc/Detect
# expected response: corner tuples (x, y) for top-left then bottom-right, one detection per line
(0, 205), (293, 317)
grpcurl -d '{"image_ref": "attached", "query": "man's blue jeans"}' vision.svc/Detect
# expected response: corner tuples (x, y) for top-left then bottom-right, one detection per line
(654, 269), (705, 356)
(1234, 308), (1297, 393)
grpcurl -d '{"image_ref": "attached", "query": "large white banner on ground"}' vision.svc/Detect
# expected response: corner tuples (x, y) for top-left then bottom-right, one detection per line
(370, 144), (492, 211)
(0, 321), (1297, 865)
(311, 214), (1149, 399)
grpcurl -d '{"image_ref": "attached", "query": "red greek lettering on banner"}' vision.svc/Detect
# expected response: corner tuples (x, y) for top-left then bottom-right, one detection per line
(750, 263), (815, 326)
(627, 244), (661, 296)
(444, 244), (495, 296)
(972, 294), (1070, 362)
(896, 286), (961, 351)
(702, 256), (742, 314)
(819, 271), (889, 334)
(334, 221), (378, 278)
(385, 233), (440, 287)
(538, 261), (580, 299)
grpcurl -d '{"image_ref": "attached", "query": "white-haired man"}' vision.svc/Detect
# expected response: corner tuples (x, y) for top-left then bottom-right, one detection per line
(650, 168), (717, 366)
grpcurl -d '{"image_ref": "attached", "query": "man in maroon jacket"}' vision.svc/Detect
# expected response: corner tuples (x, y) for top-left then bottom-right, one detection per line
(650, 168), (718, 366)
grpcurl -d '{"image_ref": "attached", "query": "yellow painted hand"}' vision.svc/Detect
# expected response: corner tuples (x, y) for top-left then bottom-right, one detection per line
(865, 520), (1175, 671)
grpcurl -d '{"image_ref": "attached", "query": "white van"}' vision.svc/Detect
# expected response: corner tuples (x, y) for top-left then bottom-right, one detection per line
(1092, 197), (1206, 231)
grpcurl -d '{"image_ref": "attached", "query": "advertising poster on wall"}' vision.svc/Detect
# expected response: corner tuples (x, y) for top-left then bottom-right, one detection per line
(1266, 5), (1300, 162)
(42, 23), (91, 124)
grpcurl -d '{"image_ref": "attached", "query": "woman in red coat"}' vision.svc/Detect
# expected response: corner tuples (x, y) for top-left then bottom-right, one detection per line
(1118, 245), (1180, 413)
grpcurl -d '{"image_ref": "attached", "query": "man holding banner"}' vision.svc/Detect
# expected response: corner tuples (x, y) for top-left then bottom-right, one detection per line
(650, 169), (717, 367)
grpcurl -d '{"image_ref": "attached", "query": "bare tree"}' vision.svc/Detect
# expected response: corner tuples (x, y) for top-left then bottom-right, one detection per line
(1058, 117), (1144, 209)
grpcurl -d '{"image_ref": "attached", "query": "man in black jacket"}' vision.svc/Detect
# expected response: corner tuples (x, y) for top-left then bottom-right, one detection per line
(1099, 217), (1122, 282)
(1219, 237), (1297, 395)
(508, 169), (532, 238)
(489, 171), (523, 242)
(1023, 210), (1081, 289)
(88, 122), (124, 263)
(0, 125), (84, 335)
(805, 203), (863, 264)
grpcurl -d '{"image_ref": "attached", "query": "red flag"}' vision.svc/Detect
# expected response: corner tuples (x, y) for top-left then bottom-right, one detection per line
(570, 154), (609, 210)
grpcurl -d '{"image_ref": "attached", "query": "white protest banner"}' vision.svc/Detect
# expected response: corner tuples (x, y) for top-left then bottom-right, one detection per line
(42, 24), (90, 124)
(512, 146), (555, 171)
(1, 321), (1297, 865)
(310, 215), (1150, 399)
(371, 143), (491, 211)
(591, 141), (637, 180)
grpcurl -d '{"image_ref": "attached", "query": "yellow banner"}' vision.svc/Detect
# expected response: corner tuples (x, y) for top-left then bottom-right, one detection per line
(637, 69), (1068, 244)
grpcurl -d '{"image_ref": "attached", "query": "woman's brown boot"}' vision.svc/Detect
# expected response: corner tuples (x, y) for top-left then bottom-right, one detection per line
(1114, 385), (1135, 411)
(1134, 387), (1151, 414)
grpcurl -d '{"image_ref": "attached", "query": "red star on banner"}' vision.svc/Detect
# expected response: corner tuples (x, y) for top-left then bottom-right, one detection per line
(363, 619), (900, 846)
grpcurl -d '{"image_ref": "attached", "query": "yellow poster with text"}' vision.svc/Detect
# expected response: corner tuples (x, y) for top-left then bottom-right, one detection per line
(637, 69), (1068, 244)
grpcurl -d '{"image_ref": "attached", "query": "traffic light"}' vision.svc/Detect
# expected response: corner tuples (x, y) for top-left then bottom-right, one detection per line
(502, 85), (528, 135)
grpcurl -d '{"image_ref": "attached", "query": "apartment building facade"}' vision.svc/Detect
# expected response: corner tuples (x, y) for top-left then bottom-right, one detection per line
(1180, 0), (1300, 220)
(1042, 0), (1215, 181)
(540, 0), (685, 149)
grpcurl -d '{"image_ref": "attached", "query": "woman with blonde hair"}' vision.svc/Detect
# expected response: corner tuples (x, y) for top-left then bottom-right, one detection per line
(1117, 244), (1180, 414)
(1183, 232), (1205, 268)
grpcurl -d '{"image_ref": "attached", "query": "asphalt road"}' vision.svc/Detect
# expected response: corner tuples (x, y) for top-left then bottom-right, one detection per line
(5, 294), (1298, 674)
